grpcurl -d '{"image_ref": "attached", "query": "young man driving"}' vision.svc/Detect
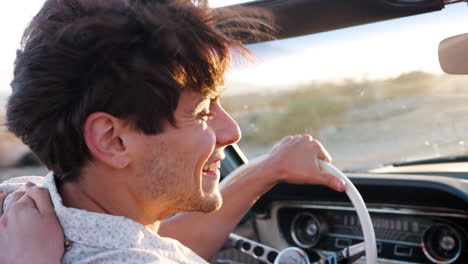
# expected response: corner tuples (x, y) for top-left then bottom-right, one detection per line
(0, 0), (345, 263)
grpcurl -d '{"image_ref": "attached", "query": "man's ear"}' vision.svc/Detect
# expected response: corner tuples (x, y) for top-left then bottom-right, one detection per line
(83, 112), (132, 169)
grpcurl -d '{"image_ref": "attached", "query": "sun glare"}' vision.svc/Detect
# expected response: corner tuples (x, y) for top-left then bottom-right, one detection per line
(223, 3), (468, 94)
(209, 0), (253, 8)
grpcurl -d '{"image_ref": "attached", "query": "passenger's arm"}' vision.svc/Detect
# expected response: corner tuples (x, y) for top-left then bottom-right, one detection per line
(0, 183), (64, 264)
(159, 135), (345, 260)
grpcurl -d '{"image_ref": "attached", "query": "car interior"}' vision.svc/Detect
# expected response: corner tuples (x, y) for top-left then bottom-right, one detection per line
(212, 0), (468, 263)
(1, 0), (467, 263)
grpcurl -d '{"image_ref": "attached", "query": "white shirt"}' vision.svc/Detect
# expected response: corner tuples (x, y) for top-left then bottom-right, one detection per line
(0, 172), (209, 264)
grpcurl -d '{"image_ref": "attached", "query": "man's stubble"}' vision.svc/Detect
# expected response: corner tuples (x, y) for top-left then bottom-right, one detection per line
(138, 138), (221, 217)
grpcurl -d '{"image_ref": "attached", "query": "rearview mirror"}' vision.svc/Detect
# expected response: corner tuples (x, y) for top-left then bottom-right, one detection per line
(439, 33), (468, 74)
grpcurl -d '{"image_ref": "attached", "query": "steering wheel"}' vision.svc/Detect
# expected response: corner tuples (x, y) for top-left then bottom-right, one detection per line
(220, 156), (377, 264)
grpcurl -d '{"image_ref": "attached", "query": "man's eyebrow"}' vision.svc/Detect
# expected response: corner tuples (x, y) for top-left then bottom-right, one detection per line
(185, 92), (220, 114)
(188, 98), (210, 114)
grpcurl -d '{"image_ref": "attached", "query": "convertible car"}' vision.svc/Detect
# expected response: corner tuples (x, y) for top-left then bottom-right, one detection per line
(213, 0), (468, 263)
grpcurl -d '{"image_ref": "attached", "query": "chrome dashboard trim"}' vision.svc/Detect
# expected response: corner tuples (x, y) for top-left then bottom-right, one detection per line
(320, 250), (425, 264)
(272, 201), (468, 219)
(326, 233), (421, 247)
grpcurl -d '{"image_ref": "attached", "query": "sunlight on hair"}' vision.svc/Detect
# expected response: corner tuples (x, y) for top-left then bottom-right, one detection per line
(209, 0), (253, 8)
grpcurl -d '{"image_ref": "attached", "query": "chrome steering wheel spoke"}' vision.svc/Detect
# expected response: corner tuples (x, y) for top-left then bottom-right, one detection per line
(227, 233), (366, 264)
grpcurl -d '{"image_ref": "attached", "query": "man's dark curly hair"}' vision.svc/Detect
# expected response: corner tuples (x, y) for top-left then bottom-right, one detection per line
(6, 0), (275, 181)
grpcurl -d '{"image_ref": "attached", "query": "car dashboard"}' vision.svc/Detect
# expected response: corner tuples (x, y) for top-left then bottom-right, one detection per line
(250, 173), (468, 264)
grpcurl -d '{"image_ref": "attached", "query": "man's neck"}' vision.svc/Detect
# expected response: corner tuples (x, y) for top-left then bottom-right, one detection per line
(57, 165), (166, 230)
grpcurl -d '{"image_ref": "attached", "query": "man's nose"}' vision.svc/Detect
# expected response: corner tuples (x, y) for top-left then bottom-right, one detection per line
(211, 104), (241, 147)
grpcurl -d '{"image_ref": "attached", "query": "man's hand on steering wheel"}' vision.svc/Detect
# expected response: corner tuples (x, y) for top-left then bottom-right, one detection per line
(263, 135), (346, 192)
(225, 135), (377, 264)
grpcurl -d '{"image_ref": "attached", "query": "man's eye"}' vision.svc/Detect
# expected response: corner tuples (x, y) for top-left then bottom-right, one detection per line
(197, 111), (215, 121)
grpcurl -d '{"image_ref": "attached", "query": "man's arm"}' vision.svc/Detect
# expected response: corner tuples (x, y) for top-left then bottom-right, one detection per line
(159, 135), (346, 260)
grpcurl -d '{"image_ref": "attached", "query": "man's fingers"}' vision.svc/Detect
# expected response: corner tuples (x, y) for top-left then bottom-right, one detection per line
(318, 172), (346, 192)
(25, 182), (54, 215)
(0, 191), (7, 217)
(278, 136), (293, 147)
(5, 190), (26, 212)
(15, 192), (37, 210)
(314, 140), (332, 163)
(299, 135), (332, 163)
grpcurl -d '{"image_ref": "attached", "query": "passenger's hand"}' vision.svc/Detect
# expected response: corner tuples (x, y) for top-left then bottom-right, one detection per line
(0, 182), (64, 264)
(265, 135), (346, 192)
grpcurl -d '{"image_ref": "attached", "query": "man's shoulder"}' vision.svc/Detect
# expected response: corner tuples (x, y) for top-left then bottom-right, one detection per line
(0, 176), (45, 192)
(62, 232), (208, 264)
(64, 245), (186, 264)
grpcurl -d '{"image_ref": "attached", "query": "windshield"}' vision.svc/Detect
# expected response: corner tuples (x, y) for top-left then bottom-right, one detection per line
(221, 3), (468, 170)
(1, 2), (468, 174)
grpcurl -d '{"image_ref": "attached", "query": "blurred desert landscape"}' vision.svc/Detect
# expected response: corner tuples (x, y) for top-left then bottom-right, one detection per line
(223, 71), (468, 170)
(0, 106), (48, 182)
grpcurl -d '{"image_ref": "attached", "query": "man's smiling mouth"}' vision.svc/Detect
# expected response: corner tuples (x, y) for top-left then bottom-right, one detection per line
(202, 161), (221, 173)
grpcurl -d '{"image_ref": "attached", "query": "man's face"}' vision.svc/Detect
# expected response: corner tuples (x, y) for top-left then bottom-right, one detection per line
(131, 90), (241, 217)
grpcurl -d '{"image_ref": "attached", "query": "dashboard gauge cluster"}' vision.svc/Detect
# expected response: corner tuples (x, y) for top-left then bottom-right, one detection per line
(277, 205), (468, 263)
(422, 224), (463, 263)
(290, 212), (325, 248)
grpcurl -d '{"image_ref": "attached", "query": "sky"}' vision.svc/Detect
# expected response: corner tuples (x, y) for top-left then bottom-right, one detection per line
(1, 1), (468, 97)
